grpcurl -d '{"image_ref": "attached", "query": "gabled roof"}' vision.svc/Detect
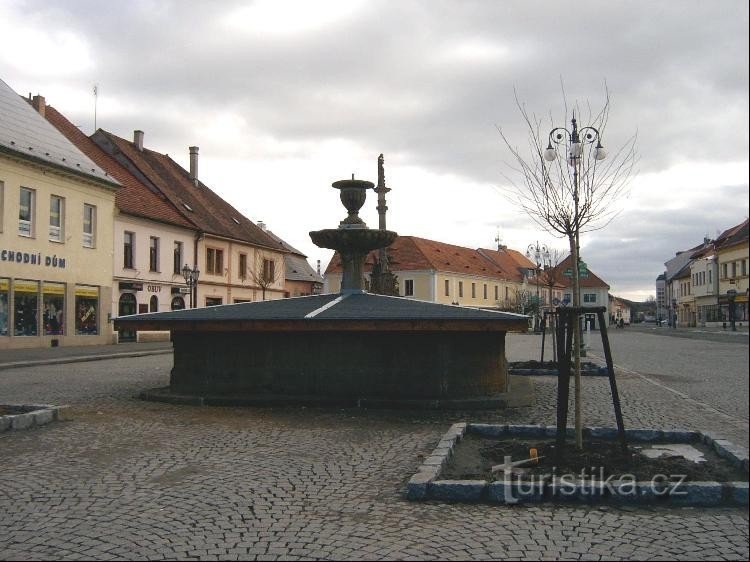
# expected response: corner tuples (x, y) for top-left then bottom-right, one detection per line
(43, 105), (193, 229)
(0, 78), (117, 188)
(715, 219), (749, 251)
(325, 236), (520, 281)
(548, 255), (610, 289)
(93, 130), (287, 251)
(477, 247), (537, 283)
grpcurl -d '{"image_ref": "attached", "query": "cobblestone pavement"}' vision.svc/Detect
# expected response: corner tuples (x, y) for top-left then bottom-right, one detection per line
(1, 334), (748, 561)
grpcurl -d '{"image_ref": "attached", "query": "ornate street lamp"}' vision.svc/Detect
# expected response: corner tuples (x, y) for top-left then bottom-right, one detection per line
(526, 241), (550, 332)
(542, 112), (607, 449)
(182, 263), (200, 309)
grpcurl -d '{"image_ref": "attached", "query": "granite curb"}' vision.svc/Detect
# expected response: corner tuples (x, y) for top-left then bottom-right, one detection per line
(0, 404), (70, 433)
(0, 349), (173, 371)
(407, 423), (749, 506)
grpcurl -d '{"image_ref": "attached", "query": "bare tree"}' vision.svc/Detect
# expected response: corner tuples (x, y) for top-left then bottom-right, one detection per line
(247, 251), (283, 301)
(498, 86), (637, 448)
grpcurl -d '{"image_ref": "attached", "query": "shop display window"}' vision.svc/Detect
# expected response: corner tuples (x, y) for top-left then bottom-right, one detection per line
(43, 283), (66, 335)
(14, 280), (39, 336)
(75, 286), (99, 335)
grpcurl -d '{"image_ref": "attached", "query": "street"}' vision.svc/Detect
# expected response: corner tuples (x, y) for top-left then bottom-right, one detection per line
(1, 330), (748, 561)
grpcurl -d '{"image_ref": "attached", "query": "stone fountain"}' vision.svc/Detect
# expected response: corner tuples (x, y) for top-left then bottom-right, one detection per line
(115, 173), (530, 408)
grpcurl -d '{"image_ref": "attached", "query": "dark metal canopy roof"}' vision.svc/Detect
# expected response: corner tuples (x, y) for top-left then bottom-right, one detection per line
(115, 293), (529, 332)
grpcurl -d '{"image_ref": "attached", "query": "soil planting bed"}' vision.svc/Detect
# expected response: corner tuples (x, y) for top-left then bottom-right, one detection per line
(0, 405), (39, 416)
(442, 434), (748, 483)
(509, 360), (606, 376)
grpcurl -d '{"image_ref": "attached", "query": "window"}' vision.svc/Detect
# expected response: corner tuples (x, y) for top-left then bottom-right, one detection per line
(75, 286), (99, 335)
(743, 260), (747, 277)
(458, 281), (463, 298)
(171, 296), (185, 310)
(495, 286), (499, 301)
(83, 204), (96, 247)
(0, 278), (8, 336)
(19, 187), (35, 237)
(445, 279), (450, 296)
(471, 283), (476, 299)
(483, 284), (488, 300)
(205, 297), (223, 306)
(149, 295), (158, 313)
(404, 279), (414, 296)
(173, 242), (183, 275)
(722, 263), (728, 279)
(239, 253), (247, 280)
(49, 195), (64, 242)
(207, 248), (224, 275)
(43, 282), (65, 335)
(709, 269), (712, 285)
(149, 237), (159, 272)
(123, 232), (134, 269)
(14, 280), (39, 336)
(731, 262), (737, 278)
(584, 293), (597, 303)
(0, 181), (4, 233)
(262, 258), (275, 283)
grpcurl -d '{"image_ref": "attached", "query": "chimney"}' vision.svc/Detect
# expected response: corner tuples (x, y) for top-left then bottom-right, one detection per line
(31, 95), (46, 117)
(257, 220), (266, 231)
(134, 130), (144, 151)
(189, 146), (199, 183)
(317, 260), (321, 276)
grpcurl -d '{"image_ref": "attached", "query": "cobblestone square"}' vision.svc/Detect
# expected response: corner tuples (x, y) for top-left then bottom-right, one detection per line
(1, 331), (748, 560)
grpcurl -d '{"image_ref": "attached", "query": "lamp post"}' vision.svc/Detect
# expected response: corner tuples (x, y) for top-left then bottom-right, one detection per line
(182, 264), (200, 309)
(727, 289), (737, 332)
(526, 241), (550, 332)
(542, 112), (607, 449)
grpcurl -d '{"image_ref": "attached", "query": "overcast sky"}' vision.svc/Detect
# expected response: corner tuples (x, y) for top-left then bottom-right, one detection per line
(2, 0), (747, 300)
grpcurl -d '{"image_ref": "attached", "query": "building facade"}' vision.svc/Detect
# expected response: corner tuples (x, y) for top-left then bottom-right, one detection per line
(324, 236), (534, 312)
(716, 219), (749, 325)
(1, 82), (118, 349)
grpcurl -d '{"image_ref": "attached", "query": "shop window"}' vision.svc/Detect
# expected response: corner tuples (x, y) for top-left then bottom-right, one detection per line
(19, 187), (35, 237)
(43, 282), (65, 335)
(14, 280), (39, 336)
(75, 286), (99, 335)
(149, 295), (158, 312)
(49, 195), (64, 242)
(0, 278), (9, 336)
(83, 204), (96, 247)
(171, 296), (185, 310)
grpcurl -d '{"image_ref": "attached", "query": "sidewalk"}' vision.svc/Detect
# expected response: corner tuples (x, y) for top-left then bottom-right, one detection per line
(0, 341), (173, 370)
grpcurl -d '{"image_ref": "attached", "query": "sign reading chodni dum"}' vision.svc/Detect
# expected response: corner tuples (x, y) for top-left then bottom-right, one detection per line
(113, 293), (528, 407)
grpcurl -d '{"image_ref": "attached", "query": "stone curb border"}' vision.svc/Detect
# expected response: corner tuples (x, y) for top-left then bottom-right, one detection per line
(0, 405), (70, 433)
(407, 423), (749, 506)
(0, 349), (172, 371)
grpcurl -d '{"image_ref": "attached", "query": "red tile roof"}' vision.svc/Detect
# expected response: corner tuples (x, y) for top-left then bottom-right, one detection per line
(43, 105), (193, 228)
(94, 130), (287, 251)
(325, 236), (534, 281)
(548, 255), (610, 289)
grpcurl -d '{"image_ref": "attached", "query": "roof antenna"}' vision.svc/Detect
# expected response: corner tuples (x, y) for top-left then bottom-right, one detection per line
(494, 228), (503, 251)
(93, 84), (99, 132)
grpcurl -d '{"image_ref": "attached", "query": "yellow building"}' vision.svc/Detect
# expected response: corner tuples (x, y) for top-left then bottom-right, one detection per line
(716, 219), (749, 325)
(324, 236), (535, 310)
(1, 81), (118, 348)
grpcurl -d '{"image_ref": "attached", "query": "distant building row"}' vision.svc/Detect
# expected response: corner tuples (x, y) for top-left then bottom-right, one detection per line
(656, 219), (749, 327)
(324, 236), (612, 328)
(0, 78), (321, 349)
